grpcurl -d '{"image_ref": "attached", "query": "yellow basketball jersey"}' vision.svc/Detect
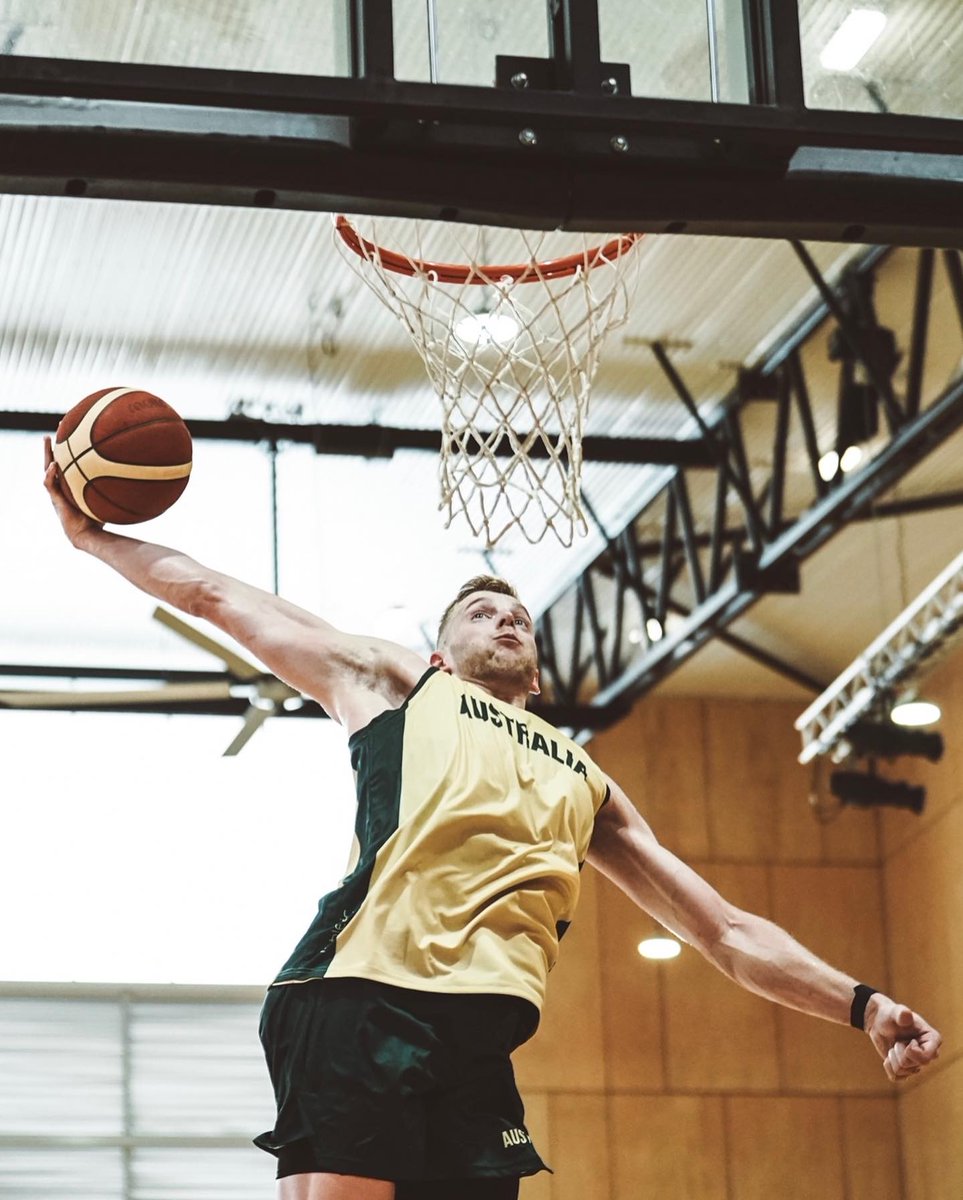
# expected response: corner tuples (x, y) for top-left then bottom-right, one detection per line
(273, 667), (609, 1010)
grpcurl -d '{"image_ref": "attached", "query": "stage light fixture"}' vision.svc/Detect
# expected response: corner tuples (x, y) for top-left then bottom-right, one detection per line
(830, 770), (924, 814)
(844, 719), (944, 763)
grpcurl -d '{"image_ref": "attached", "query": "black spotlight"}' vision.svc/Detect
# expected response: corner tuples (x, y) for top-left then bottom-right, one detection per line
(830, 771), (925, 814)
(846, 720), (944, 763)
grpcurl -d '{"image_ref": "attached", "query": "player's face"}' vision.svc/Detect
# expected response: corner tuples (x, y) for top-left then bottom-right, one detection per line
(440, 591), (539, 695)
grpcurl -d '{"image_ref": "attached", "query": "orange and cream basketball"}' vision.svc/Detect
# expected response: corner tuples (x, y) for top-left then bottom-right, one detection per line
(53, 387), (192, 524)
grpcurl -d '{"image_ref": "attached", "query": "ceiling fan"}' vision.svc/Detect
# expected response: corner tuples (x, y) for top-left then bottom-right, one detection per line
(0, 606), (306, 755)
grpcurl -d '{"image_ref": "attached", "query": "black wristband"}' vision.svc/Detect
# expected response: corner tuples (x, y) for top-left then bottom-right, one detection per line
(850, 984), (880, 1030)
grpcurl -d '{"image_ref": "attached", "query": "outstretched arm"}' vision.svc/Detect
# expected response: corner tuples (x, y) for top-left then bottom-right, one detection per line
(43, 437), (427, 729)
(586, 777), (941, 1083)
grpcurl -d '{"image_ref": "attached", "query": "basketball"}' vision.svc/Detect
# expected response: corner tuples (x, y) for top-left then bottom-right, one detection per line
(53, 387), (193, 524)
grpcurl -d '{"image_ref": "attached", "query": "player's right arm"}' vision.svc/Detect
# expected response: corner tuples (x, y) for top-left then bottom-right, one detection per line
(43, 437), (427, 731)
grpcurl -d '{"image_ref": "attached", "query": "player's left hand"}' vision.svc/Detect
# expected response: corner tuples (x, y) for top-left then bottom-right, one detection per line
(43, 435), (102, 544)
(864, 994), (941, 1081)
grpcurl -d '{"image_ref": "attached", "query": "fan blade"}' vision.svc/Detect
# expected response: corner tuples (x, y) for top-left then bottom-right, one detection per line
(258, 677), (302, 703)
(0, 680), (235, 709)
(152, 606), (262, 681)
(223, 702), (275, 757)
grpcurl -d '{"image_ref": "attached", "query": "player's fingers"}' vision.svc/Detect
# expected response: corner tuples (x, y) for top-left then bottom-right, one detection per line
(903, 1036), (939, 1068)
(44, 461), (63, 496)
(887, 1043), (922, 1079)
(43, 435), (51, 466)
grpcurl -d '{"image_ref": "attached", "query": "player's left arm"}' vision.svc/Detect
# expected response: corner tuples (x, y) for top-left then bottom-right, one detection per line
(586, 775), (942, 1082)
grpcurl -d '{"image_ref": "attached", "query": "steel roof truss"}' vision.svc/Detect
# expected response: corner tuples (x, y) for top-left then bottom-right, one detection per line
(535, 246), (963, 729)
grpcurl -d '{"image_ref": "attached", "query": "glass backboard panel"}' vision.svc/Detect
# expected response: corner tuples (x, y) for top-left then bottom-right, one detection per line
(801, 0), (963, 119)
(393, 0), (548, 86)
(396, 0), (751, 101)
(601, 0), (716, 102)
(0, 0), (350, 76)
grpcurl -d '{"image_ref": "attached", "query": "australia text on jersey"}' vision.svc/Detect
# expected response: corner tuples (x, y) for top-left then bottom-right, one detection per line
(458, 692), (589, 779)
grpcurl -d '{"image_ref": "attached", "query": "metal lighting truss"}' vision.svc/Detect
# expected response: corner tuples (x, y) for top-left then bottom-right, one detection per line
(533, 242), (963, 729)
(795, 548), (963, 765)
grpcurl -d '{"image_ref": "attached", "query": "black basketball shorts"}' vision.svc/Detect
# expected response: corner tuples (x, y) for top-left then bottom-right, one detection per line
(253, 977), (549, 1184)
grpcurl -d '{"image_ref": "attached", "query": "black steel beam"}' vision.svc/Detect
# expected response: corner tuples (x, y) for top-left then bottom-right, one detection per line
(590, 371), (963, 712)
(3, 410), (716, 467)
(530, 244), (963, 730)
(0, 689), (328, 719)
(0, 664), (226, 682)
(0, 57), (958, 243)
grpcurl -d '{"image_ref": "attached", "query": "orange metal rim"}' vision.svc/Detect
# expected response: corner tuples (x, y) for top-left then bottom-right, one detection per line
(335, 214), (643, 284)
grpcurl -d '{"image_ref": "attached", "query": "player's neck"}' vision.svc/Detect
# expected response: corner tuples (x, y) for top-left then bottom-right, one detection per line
(458, 672), (532, 710)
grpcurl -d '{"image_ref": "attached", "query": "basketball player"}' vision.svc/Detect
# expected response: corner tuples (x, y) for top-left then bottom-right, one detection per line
(44, 438), (942, 1200)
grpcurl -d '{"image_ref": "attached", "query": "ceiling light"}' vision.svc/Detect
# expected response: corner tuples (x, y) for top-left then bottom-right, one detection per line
(818, 450), (840, 481)
(819, 9), (887, 72)
(628, 627), (643, 645)
(891, 699), (941, 727)
(839, 444), (864, 472)
(453, 310), (520, 348)
(645, 617), (664, 641)
(638, 936), (681, 961)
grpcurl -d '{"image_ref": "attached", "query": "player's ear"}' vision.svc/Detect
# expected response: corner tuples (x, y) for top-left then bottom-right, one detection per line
(529, 668), (541, 697)
(429, 650), (452, 673)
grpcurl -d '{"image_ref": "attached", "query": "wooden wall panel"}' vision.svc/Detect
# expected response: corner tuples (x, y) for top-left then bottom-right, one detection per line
(662, 864), (780, 1092)
(609, 1095), (727, 1200)
(589, 697), (711, 859)
(841, 1098), (903, 1200)
(770, 866), (890, 1092)
(594, 875), (666, 1093)
(884, 801), (963, 1058)
(899, 1056), (963, 1200)
(514, 869), (606, 1092)
(881, 652), (963, 859)
(704, 700), (822, 863)
(726, 1097), (847, 1200)
(817, 799), (882, 865)
(545, 1094), (611, 1200)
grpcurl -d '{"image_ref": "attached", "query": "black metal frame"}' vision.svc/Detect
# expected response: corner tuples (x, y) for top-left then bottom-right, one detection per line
(0, 1), (957, 243)
(534, 245), (963, 729)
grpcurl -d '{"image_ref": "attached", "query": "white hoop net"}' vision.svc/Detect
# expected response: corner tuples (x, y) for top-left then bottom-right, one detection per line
(334, 215), (642, 548)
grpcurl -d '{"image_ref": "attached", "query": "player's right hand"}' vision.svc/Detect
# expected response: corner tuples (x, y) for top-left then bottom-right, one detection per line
(43, 435), (102, 544)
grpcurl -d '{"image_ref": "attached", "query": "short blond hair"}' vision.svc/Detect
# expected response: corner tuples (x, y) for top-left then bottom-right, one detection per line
(437, 575), (521, 647)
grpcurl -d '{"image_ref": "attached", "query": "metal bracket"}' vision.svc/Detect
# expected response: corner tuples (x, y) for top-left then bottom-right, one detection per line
(495, 55), (631, 98)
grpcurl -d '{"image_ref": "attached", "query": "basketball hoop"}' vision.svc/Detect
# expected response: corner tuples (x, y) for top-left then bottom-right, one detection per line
(334, 215), (643, 549)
